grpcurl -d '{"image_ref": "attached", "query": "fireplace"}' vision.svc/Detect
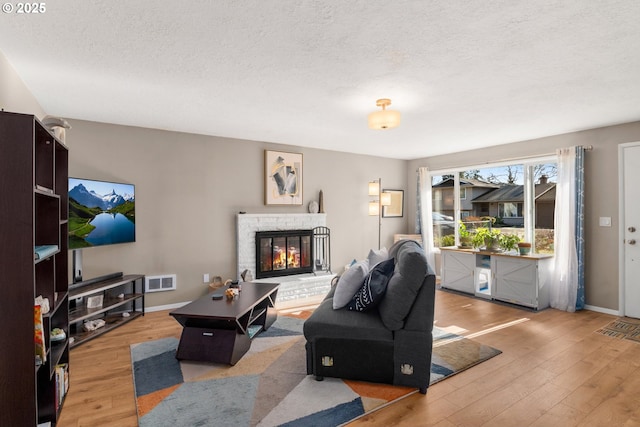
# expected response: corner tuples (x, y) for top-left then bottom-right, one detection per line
(255, 229), (313, 279)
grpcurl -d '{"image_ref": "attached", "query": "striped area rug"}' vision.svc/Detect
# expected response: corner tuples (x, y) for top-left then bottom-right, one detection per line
(131, 316), (501, 427)
(595, 317), (640, 343)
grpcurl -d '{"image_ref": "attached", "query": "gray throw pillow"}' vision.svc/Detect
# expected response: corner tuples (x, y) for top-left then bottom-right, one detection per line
(379, 241), (428, 330)
(367, 247), (389, 267)
(347, 258), (395, 312)
(332, 259), (369, 309)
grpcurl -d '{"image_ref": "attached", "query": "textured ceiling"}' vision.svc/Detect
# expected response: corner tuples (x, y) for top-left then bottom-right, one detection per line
(1, 1), (640, 159)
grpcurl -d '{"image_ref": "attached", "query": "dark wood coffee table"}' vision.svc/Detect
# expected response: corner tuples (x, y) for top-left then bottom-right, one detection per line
(169, 282), (279, 365)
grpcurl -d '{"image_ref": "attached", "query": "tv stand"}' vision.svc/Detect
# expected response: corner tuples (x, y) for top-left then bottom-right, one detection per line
(69, 271), (124, 290)
(68, 273), (145, 348)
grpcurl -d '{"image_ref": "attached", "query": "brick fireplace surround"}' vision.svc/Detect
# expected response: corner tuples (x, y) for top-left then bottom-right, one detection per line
(236, 213), (334, 309)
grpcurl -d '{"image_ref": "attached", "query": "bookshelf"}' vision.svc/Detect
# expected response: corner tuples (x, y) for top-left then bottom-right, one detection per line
(0, 111), (70, 426)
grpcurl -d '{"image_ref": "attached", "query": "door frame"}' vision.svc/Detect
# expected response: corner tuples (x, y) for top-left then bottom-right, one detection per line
(618, 141), (640, 317)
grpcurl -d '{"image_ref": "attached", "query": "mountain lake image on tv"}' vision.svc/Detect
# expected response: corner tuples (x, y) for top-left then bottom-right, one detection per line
(68, 177), (135, 249)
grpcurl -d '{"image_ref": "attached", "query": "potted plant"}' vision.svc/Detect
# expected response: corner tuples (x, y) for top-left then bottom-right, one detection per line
(459, 223), (473, 248)
(472, 227), (501, 251)
(517, 241), (532, 255)
(499, 234), (521, 253)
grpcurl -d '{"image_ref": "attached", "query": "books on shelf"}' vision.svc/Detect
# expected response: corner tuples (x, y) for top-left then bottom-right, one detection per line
(34, 305), (47, 364)
(34, 245), (59, 260)
(54, 363), (69, 413)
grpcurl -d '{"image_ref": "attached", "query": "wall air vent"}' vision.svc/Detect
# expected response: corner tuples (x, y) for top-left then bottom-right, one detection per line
(145, 274), (177, 292)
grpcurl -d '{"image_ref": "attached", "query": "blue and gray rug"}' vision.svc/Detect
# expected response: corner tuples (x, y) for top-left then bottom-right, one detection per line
(131, 317), (501, 426)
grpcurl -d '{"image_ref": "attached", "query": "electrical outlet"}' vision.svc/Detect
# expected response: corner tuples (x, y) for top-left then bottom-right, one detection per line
(203, 273), (210, 283)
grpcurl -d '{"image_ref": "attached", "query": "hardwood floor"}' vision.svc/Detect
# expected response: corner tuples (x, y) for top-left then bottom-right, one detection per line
(57, 290), (640, 427)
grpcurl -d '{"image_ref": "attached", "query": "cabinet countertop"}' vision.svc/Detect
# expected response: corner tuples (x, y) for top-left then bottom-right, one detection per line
(439, 246), (553, 260)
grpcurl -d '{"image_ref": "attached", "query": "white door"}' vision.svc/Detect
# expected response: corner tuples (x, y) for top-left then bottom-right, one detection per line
(621, 143), (640, 318)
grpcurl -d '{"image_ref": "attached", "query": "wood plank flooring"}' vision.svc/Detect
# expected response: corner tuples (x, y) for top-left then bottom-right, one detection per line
(57, 290), (640, 427)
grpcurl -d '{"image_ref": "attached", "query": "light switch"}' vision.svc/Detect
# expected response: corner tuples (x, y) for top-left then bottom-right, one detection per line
(203, 273), (210, 283)
(599, 217), (612, 227)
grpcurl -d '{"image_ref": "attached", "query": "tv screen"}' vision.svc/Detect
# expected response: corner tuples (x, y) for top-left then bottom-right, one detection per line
(68, 177), (136, 250)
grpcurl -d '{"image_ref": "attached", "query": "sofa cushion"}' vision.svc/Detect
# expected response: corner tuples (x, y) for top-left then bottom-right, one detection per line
(378, 240), (429, 330)
(304, 297), (394, 342)
(367, 247), (389, 267)
(347, 258), (395, 312)
(332, 259), (369, 309)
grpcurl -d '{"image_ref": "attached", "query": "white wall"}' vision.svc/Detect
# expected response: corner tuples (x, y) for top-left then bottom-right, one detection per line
(408, 122), (640, 311)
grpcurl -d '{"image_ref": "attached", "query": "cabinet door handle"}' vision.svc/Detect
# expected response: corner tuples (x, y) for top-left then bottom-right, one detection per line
(202, 332), (214, 337)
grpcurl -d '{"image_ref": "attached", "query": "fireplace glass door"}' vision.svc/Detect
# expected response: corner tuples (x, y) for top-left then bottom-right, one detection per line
(256, 230), (313, 278)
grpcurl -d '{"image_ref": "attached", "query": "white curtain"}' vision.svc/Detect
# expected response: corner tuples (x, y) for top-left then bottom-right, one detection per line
(551, 147), (579, 312)
(417, 167), (435, 268)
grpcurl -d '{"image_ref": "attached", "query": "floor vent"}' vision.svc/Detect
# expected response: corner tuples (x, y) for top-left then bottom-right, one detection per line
(145, 274), (177, 292)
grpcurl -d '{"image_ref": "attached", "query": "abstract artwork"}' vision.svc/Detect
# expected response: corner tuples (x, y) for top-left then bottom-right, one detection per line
(265, 150), (303, 205)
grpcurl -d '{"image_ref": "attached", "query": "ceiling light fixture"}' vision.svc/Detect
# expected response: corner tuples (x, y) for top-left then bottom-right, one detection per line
(368, 98), (401, 130)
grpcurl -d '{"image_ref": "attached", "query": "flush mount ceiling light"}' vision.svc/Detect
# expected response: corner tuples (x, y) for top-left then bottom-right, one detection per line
(368, 98), (401, 130)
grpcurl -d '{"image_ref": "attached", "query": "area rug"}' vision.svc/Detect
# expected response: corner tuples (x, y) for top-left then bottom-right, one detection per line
(131, 317), (501, 427)
(595, 317), (640, 343)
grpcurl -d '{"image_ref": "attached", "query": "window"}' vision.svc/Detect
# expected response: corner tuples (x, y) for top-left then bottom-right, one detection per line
(429, 161), (557, 253)
(498, 202), (523, 218)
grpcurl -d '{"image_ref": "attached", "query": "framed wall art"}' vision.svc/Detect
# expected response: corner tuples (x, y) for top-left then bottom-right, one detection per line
(264, 150), (303, 205)
(382, 189), (404, 217)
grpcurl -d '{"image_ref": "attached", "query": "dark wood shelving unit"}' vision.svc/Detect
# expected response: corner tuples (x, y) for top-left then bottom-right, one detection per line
(68, 274), (145, 348)
(0, 111), (69, 426)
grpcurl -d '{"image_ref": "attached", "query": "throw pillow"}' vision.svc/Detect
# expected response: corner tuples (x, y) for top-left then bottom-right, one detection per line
(367, 247), (389, 267)
(333, 259), (370, 309)
(347, 258), (395, 312)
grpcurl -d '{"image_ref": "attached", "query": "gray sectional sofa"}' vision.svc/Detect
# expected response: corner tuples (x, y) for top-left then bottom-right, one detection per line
(303, 239), (436, 394)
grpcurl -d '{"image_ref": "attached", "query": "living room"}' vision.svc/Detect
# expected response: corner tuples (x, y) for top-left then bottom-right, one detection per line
(2, 2), (640, 426)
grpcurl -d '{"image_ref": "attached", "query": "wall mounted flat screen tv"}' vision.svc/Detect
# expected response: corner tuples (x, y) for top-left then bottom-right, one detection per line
(68, 177), (136, 250)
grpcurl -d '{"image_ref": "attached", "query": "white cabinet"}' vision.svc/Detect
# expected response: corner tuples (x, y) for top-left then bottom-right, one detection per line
(440, 250), (475, 294)
(493, 256), (551, 309)
(440, 247), (552, 310)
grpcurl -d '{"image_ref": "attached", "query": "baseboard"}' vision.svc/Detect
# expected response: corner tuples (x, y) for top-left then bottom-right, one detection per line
(584, 304), (621, 316)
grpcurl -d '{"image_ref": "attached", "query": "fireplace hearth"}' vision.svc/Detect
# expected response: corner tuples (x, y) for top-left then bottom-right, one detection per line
(255, 229), (313, 279)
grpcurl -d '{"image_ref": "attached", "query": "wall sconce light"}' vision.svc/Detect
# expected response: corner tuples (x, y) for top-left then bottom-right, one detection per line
(368, 178), (392, 249)
(368, 98), (401, 130)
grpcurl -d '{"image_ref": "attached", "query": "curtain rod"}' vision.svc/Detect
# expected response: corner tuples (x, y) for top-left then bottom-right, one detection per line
(419, 145), (593, 173)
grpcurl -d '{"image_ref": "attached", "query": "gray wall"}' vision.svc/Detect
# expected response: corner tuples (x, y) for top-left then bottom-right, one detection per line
(65, 120), (408, 307)
(408, 122), (640, 311)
